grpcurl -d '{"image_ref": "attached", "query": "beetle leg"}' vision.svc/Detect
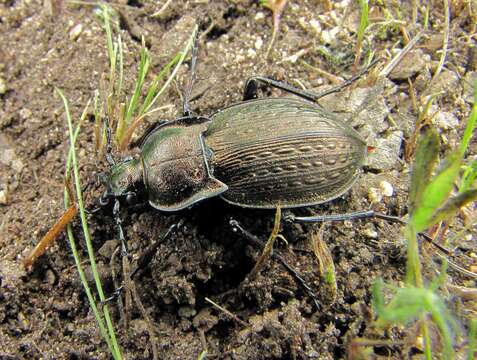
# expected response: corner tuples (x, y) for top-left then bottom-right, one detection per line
(243, 58), (380, 102)
(103, 220), (183, 304)
(284, 210), (404, 224)
(113, 199), (128, 258)
(229, 218), (321, 311)
(286, 211), (454, 255)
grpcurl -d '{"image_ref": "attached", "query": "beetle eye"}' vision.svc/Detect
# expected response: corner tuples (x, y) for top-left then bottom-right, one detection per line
(125, 192), (137, 205)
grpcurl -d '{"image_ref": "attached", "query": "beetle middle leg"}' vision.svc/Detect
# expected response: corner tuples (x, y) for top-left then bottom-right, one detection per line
(243, 58), (380, 102)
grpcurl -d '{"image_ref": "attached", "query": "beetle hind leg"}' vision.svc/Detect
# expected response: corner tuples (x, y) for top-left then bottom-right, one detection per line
(284, 210), (404, 224)
(229, 217), (321, 311)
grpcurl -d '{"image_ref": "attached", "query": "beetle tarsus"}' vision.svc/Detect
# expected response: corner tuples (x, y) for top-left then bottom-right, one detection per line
(129, 219), (184, 279)
(102, 284), (125, 305)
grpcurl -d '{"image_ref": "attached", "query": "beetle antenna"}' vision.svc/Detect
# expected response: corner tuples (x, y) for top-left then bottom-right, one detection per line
(105, 116), (116, 167)
(182, 27), (200, 117)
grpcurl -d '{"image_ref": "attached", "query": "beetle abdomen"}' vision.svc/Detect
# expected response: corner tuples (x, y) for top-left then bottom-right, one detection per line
(205, 98), (366, 208)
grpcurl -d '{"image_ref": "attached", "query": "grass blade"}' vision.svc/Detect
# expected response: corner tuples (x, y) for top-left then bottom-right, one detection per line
(412, 152), (462, 232)
(460, 160), (477, 193)
(57, 88), (122, 359)
(428, 189), (477, 227)
(460, 78), (477, 156)
(125, 38), (150, 124)
(409, 126), (440, 214)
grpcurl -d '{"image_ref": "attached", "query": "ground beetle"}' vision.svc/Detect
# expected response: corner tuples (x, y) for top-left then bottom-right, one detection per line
(102, 68), (382, 216)
(99, 38), (400, 305)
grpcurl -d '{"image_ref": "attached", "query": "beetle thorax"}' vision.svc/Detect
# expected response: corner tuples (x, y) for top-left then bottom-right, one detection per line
(140, 122), (227, 211)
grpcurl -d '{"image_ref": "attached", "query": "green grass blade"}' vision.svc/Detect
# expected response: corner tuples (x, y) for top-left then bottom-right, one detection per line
(144, 24), (198, 115)
(412, 151), (462, 232)
(125, 37), (150, 124)
(118, 35), (124, 98)
(57, 89), (122, 359)
(138, 52), (181, 117)
(468, 319), (476, 360)
(409, 126), (440, 214)
(460, 160), (477, 193)
(405, 222), (423, 286)
(460, 78), (477, 156)
(373, 285), (458, 359)
(357, 0), (369, 48)
(427, 189), (477, 227)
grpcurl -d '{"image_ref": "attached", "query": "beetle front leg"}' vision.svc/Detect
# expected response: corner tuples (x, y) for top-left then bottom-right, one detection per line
(113, 199), (128, 257)
(103, 219), (183, 303)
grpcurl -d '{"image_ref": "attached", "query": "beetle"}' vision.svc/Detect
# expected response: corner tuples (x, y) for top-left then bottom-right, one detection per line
(98, 51), (403, 306)
(103, 78), (368, 214)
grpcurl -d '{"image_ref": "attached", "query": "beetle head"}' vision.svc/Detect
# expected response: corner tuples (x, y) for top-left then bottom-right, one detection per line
(101, 158), (142, 201)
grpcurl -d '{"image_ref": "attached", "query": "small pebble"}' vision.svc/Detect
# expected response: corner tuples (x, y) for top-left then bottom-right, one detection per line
(11, 159), (24, 173)
(98, 239), (119, 259)
(254, 37), (263, 50)
(178, 306), (196, 318)
(19, 108), (32, 120)
(0, 189), (7, 205)
(433, 111), (459, 130)
(69, 23), (83, 41)
(389, 50), (430, 80)
(247, 48), (256, 58)
(379, 180), (394, 197)
(309, 19), (321, 34)
(368, 187), (382, 204)
(321, 27), (339, 45)
(0, 77), (6, 94)
(367, 130), (403, 171)
(0, 148), (15, 166)
(46, 269), (56, 285)
(254, 12), (265, 21)
(362, 225), (378, 239)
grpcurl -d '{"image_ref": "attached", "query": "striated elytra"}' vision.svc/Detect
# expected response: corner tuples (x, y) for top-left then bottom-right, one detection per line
(105, 96), (367, 212)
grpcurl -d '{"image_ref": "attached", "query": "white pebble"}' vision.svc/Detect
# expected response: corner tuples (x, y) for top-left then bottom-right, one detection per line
(309, 19), (321, 34)
(368, 187), (382, 204)
(69, 24), (83, 41)
(254, 12), (265, 21)
(380, 181), (394, 197)
(247, 48), (256, 58)
(0, 190), (7, 205)
(254, 37), (263, 50)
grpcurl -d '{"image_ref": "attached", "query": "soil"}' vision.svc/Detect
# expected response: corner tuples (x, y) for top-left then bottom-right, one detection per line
(1, 1), (476, 359)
